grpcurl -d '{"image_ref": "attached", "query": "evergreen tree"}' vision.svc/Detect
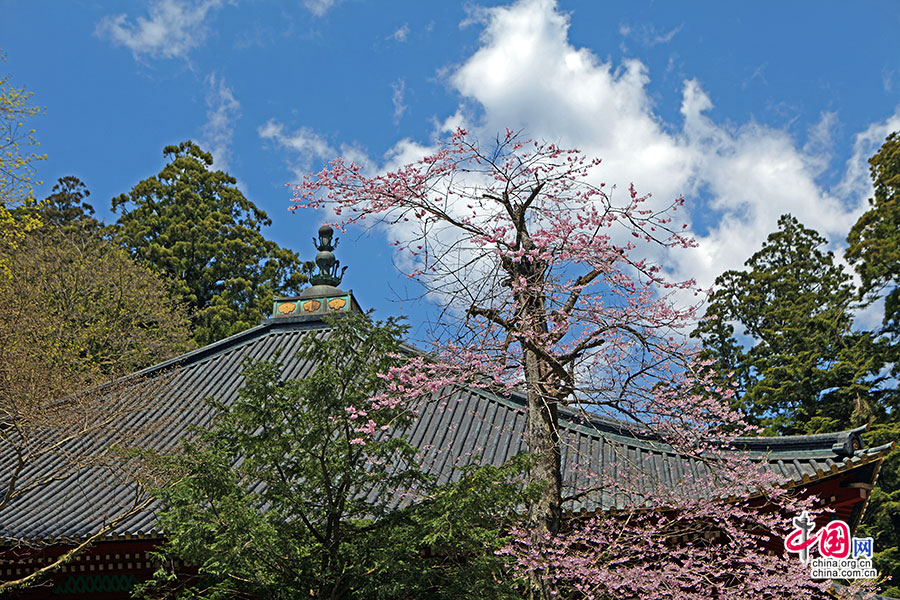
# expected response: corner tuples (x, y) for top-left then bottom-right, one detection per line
(693, 214), (887, 434)
(40, 175), (100, 229)
(13, 175), (102, 234)
(112, 141), (307, 346)
(139, 312), (529, 600)
(848, 130), (900, 385)
(846, 131), (900, 596)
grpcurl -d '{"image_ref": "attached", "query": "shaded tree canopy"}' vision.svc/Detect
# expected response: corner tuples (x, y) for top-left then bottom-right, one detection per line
(112, 141), (307, 346)
(693, 214), (887, 434)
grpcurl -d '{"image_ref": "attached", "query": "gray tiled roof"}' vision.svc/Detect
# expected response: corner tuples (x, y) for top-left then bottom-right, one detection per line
(0, 317), (891, 542)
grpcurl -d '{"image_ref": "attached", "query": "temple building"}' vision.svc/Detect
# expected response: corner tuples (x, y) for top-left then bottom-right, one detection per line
(0, 227), (893, 598)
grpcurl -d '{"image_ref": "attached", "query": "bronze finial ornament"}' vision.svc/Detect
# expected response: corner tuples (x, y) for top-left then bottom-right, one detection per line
(309, 225), (347, 287)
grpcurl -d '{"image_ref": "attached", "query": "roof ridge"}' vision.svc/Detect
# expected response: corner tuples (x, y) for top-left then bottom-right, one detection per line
(80, 319), (332, 398)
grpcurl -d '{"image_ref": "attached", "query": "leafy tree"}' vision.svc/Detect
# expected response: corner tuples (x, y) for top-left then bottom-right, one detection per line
(139, 312), (528, 599)
(846, 131), (900, 597)
(0, 51), (45, 273)
(5, 175), (185, 385)
(857, 422), (900, 598)
(292, 130), (837, 599)
(0, 52), (44, 202)
(112, 141), (307, 346)
(847, 131), (900, 383)
(693, 214), (886, 434)
(11, 175), (102, 244)
(0, 217), (193, 398)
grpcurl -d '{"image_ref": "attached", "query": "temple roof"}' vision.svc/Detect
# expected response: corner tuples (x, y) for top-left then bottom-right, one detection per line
(0, 315), (892, 543)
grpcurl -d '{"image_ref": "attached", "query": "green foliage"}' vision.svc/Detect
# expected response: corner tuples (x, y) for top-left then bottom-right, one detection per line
(847, 130), (900, 386)
(0, 51), (44, 202)
(38, 175), (100, 230)
(1, 51), (45, 273)
(140, 312), (528, 599)
(847, 131), (900, 597)
(12, 175), (102, 240)
(112, 141), (307, 346)
(352, 455), (533, 600)
(859, 423), (900, 597)
(0, 215), (194, 396)
(693, 214), (887, 434)
(848, 131), (900, 298)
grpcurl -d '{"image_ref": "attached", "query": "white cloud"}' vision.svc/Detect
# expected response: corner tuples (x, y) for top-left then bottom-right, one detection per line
(200, 74), (241, 170)
(835, 111), (900, 211)
(883, 67), (898, 93)
(391, 79), (407, 123)
(677, 83), (855, 287)
(270, 0), (900, 312)
(618, 22), (682, 46)
(96, 0), (225, 60)
(802, 111), (838, 173)
(445, 0), (899, 294)
(258, 119), (335, 179)
(304, 0), (342, 17)
(389, 23), (410, 43)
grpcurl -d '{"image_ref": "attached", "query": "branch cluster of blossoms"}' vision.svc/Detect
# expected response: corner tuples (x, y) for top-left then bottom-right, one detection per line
(498, 499), (834, 600)
(501, 368), (867, 599)
(293, 129), (880, 598)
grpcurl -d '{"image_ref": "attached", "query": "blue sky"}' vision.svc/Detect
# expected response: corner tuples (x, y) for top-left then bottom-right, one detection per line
(3, 0), (900, 332)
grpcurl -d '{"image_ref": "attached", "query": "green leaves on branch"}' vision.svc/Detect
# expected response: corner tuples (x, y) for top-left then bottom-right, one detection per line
(357, 455), (534, 600)
(1, 51), (45, 274)
(0, 51), (45, 202)
(36, 175), (100, 231)
(112, 141), (307, 346)
(848, 131), (900, 298)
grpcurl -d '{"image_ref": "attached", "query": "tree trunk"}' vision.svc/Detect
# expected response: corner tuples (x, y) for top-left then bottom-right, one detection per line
(524, 347), (562, 534)
(516, 254), (562, 599)
(524, 346), (562, 600)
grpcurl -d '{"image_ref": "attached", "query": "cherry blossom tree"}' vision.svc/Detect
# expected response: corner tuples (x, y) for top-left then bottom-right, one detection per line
(292, 130), (874, 599)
